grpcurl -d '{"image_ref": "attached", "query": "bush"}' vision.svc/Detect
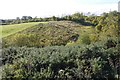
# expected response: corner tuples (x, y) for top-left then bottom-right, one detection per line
(80, 34), (91, 45)
(96, 24), (103, 32)
(2, 42), (120, 79)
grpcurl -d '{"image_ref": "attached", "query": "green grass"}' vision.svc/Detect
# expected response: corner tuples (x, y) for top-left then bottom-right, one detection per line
(1, 22), (47, 38)
(0, 25), (2, 38)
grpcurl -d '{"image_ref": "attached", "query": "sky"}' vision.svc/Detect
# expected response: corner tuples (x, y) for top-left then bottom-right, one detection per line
(0, 0), (119, 19)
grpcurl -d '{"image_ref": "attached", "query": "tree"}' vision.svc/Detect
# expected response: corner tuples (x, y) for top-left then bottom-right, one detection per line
(27, 16), (32, 19)
(16, 17), (20, 20)
(52, 16), (57, 21)
(21, 16), (28, 20)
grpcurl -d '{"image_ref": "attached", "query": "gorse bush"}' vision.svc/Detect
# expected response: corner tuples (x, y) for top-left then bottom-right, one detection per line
(2, 42), (120, 79)
(3, 34), (47, 47)
(80, 34), (91, 45)
(2, 22), (79, 48)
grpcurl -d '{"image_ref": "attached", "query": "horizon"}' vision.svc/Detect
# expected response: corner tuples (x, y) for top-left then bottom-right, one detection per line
(0, 11), (118, 20)
(0, 0), (119, 19)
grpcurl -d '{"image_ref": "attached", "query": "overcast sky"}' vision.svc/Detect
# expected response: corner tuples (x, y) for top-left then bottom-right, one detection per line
(0, 0), (119, 19)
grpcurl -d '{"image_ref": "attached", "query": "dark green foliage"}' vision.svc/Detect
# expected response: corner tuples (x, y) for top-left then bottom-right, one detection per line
(105, 39), (117, 49)
(2, 42), (120, 79)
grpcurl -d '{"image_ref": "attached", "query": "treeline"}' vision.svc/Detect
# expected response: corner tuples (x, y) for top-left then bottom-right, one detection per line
(1, 11), (119, 26)
(1, 16), (60, 25)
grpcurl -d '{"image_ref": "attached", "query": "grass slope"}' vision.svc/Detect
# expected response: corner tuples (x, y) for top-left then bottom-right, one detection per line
(1, 22), (47, 38)
(3, 21), (84, 47)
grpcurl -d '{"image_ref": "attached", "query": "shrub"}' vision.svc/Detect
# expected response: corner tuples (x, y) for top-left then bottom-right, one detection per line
(96, 24), (103, 32)
(2, 42), (120, 79)
(80, 34), (91, 45)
